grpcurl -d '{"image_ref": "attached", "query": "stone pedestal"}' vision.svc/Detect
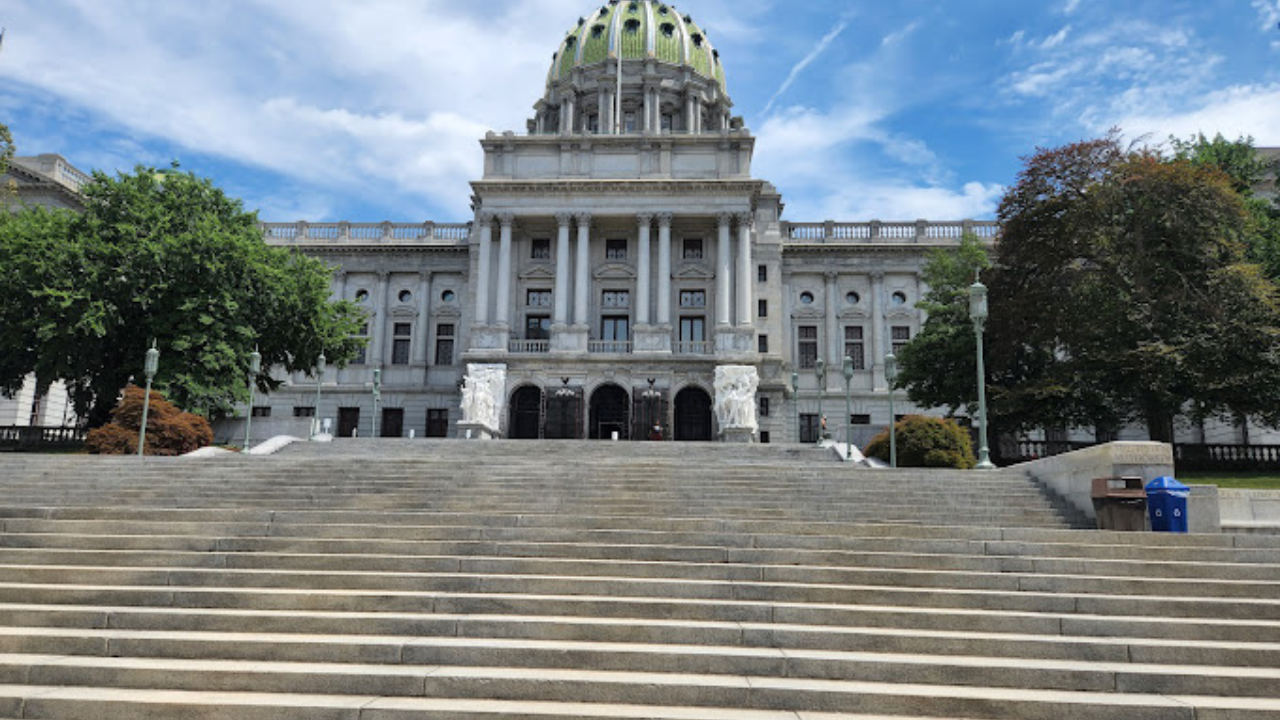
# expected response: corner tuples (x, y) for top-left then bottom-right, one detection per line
(720, 427), (756, 444)
(470, 325), (509, 352)
(552, 324), (589, 353)
(457, 422), (498, 440)
(634, 324), (672, 354)
(715, 326), (756, 357)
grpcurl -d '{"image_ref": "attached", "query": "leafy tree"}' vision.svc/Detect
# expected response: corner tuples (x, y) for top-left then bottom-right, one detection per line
(987, 135), (1280, 442)
(85, 385), (213, 455)
(895, 232), (991, 416)
(864, 415), (976, 469)
(0, 166), (366, 427)
(1, 122), (15, 198)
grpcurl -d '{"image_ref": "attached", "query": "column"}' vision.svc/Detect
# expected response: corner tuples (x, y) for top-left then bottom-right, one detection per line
(333, 271), (348, 302)
(685, 95), (696, 134)
(566, 94), (577, 134)
(495, 213), (514, 326)
(643, 87), (653, 133)
(825, 272), (840, 369)
(871, 271), (886, 389)
(554, 212), (573, 326)
(636, 213), (653, 325)
(574, 213), (592, 325)
(475, 214), (493, 324)
(736, 212), (753, 328)
(412, 271), (433, 365)
(657, 213), (673, 325)
(370, 271), (391, 366)
(716, 213), (733, 327)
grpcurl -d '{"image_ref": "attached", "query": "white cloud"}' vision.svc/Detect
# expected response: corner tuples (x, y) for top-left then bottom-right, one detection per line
(1116, 84), (1280, 146)
(762, 18), (850, 115)
(1063, 0), (1083, 15)
(1255, 1), (1280, 31)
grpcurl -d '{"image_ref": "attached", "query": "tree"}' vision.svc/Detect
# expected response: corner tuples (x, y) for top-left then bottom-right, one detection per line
(987, 135), (1280, 442)
(0, 166), (366, 427)
(895, 232), (991, 416)
(1, 122), (15, 198)
(864, 415), (976, 469)
(85, 385), (214, 455)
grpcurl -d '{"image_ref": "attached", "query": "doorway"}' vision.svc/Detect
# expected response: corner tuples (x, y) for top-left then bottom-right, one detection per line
(589, 384), (630, 440)
(337, 407), (360, 438)
(509, 386), (543, 440)
(381, 408), (404, 438)
(674, 387), (713, 442)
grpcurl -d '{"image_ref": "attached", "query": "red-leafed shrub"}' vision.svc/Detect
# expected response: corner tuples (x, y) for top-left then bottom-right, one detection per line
(86, 385), (213, 456)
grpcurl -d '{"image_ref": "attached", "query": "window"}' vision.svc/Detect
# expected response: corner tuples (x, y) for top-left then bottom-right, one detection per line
(758, 334), (769, 353)
(759, 397), (770, 417)
(591, 23), (606, 38)
(758, 299), (768, 318)
(625, 18), (640, 32)
(846, 291), (861, 305)
(602, 290), (630, 308)
(623, 112), (637, 133)
(680, 290), (706, 308)
(587, 114), (599, 133)
(426, 409), (450, 438)
(398, 290), (413, 303)
(294, 407), (316, 418)
(392, 323), (412, 365)
(353, 323), (369, 365)
(800, 413), (820, 444)
(891, 291), (908, 306)
(605, 239), (627, 259)
(798, 326), (818, 369)
(355, 289), (370, 303)
(441, 289), (456, 303)
(660, 22), (675, 37)
(526, 315), (551, 340)
(844, 326), (865, 370)
(435, 324), (455, 366)
(682, 239), (703, 259)
(531, 238), (551, 259)
(892, 326), (911, 354)
(760, 431), (771, 444)
(758, 265), (767, 283)
(680, 316), (705, 342)
(601, 316), (630, 341)
(251, 407), (272, 418)
(851, 414), (871, 425)
(527, 289), (553, 307)
(799, 291), (815, 305)
(661, 114), (673, 132)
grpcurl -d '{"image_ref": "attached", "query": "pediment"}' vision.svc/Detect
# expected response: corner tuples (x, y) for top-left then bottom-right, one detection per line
(838, 307), (870, 320)
(885, 307), (919, 320)
(389, 307), (419, 318)
(791, 307), (824, 321)
(594, 262), (636, 280)
(674, 263), (714, 281)
(519, 264), (557, 281)
(432, 305), (463, 319)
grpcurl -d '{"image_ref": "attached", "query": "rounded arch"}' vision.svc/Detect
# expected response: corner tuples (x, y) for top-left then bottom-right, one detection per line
(589, 383), (631, 440)
(508, 384), (544, 440)
(673, 386), (713, 442)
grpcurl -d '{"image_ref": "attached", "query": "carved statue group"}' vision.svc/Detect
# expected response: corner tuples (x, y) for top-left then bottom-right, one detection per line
(714, 365), (759, 433)
(460, 364), (506, 432)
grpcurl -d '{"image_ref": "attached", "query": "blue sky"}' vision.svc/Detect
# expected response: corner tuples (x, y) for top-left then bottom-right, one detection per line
(2, 0), (1278, 223)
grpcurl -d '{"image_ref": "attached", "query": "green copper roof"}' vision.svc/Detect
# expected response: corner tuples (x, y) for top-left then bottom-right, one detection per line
(549, 1), (728, 94)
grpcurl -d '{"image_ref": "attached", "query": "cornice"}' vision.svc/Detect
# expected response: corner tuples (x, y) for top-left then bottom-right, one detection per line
(472, 179), (765, 197)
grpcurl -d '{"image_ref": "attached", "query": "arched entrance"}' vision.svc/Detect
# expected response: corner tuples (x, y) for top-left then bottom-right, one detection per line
(674, 387), (713, 442)
(589, 384), (631, 440)
(509, 386), (543, 440)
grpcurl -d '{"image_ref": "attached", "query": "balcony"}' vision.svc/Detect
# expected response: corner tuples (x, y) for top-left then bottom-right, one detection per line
(782, 220), (1000, 244)
(508, 340), (551, 354)
(673, 341), (714, 356)
(588, 341), (633, 355)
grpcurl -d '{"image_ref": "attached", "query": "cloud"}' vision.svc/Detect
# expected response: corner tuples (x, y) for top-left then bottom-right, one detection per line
(761, 18), (851, 115)
(1116, 84), (1280, 146)
(1255, 0), (1280, 31)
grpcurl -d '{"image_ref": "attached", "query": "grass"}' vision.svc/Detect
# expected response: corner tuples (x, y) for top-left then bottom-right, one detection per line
(1176, 471), (1280, 490)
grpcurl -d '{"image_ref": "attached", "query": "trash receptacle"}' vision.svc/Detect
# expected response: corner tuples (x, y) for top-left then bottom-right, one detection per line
(1091, 477), (1147, 531)
(1146, 476), (1190, 533)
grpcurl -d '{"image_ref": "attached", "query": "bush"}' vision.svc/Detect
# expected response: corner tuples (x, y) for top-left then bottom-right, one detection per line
(85, 385), (213, 456)
(864, 415), (977, 469)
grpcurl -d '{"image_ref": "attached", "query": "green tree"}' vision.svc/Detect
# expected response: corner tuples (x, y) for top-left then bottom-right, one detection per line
(1, 123), (15, 198)
(988, 135), (1280, 442)
(0, 166), (366, 427)
(895, 232), (991, 415)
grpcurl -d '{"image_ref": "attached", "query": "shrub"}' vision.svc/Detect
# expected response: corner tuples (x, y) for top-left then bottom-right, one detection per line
(864, 415), (977, 469)
(85, 385), (213, 456)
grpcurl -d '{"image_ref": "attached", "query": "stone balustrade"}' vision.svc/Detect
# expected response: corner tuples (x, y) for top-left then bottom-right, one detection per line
(782, 220), (999, 244)
(260, 221), (472, 244)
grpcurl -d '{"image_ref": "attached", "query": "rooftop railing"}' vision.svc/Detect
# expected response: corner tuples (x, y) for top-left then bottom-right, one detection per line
(782, 220), (999, 244)
(261, 222), (472, 244)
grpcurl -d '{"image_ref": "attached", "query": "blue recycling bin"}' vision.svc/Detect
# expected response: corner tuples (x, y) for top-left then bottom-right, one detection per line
(1145, 476), (1190, 533)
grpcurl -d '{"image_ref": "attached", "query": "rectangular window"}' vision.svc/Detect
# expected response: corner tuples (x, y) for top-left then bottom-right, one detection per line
(527, 289), (553, 307)
(293, 406), (316, 418)
(587, 114), (599, 133)
(606, 239), (628, 260)
(758, 299), (768, 318)
(758, 265), (767, 283)
(851, 414), (871, 425)
(760, 431), (771, 444)
(844, 326), (865, 370)
(759, 397), (770, 417)
(392, 323), (412, 365)
(526, 315), (551, 340)
(680, 316), (705, 342)
(353, 323), (369, 365)
(602, 290), (630, 309)
(800, 413), (820, 444)
(798, 326), (818, 369)
(680, 290), (706, 308)
(661, 114), (674, 132)
(624, 112), (637, 133)
(435, 324), (455, 366)
(601, 316), (630, 341)
(426, 409), (449, 438)
(682, 239), (703, 260)
(531, 238), (551, 259)
(892, 326), (912, 354)
(758, 334), (769, 354)
(251, 406), (272, 418)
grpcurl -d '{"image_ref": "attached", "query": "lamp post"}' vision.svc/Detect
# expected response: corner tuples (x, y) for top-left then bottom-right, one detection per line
(790, 371), (799, 444)
(371, 367), (382, 438)
(885, 352), (898, 468)
(815, 358), (826, 442)
(969, 278), (997, 470)
(243, 348), (261, 451)
(311, 352), (326, 440)
(136, 343), (160, 457)
(842, 355), (854, 461)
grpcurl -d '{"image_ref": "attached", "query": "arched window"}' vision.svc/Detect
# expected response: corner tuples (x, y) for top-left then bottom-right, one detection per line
(591, 24), (606, 38)
(625, 18), (641, 33)
(660, 23), (675, 37)
(691, 33), (703, 47)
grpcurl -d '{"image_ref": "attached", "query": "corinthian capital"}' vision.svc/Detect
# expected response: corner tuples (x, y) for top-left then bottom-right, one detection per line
(497, 212), (516, 228)
(656, 212), (674, 228)
(574, 212), (593, 227)
(555, 212), (574, 228)
(735, 211), (755, 228)
(636, 212), (654, 227)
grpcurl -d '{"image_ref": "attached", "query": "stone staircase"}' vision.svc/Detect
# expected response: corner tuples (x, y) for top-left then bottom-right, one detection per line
(0, 439), (1277, 719)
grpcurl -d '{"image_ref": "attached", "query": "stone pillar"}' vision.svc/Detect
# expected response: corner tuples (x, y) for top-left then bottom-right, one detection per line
(736, 213), (753, 328)
(333, 271), (348, 302)
(636, 213), (653, 325)
(495, 213), (514, 327)
(657, 213), (673, 325)
(716, 213), (733, 327)
(370, 270), (391, 366)
(685, 95), (696, 135)
(825, 271), (840, 372)
(574, 213), (592, 326)
(643, 87), (653, 133)
(475, 214), (493, 324)
(554, 212), (573, 326)
(412, 271), (433, 365)
(871, 271), (886, 390)
(566, 94), (577, 134)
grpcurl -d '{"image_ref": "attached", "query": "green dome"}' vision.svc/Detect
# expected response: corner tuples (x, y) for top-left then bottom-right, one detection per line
(548, 1), (728, 94)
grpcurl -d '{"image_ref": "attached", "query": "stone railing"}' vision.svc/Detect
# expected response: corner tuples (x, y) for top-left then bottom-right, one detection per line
(782, 220), (1000, 244)
(261, 222), (472, 244)
(673, 341), (715, 356)
(588, 340), (633, 355)
(1175, 444), (1280, 472)
(509, 340), (551, 354)
(0, 426), (87, 451)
